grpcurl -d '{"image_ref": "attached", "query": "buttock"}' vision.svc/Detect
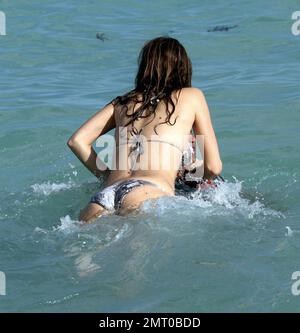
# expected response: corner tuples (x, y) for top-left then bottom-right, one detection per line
(89, 178), (167, 213)
(118, 184), (170, 215)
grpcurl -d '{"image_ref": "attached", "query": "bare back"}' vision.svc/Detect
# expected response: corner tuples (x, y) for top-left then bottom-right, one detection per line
(106, 87), (197, 193)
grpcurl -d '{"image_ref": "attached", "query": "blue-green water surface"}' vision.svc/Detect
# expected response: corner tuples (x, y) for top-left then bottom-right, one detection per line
(0, 0), (300, 312)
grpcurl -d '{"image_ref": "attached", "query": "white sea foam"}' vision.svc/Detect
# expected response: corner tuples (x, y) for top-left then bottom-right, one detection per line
(33, 227), (48, 234)
(194, 179), (284, 219)
(285, 226), (293, 237)
(142, 178), (284, 220)
(285, 226), (300, 237)
(34, 215), (82, 236)
(31, 181), (75, 196)
(45, 293), (80, 305)
(53, 215), (82, 233)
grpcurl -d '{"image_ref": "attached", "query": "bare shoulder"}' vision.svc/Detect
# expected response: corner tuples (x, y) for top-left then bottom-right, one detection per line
(180, 87), (205, 101)
(177, 87), (207, 113)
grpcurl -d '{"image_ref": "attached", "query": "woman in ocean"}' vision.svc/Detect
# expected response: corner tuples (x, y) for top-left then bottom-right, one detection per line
(67, 36), (222, 222)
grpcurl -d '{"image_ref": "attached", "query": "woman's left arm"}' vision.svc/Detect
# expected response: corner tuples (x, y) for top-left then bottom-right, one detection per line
(67, 102), (115, 178)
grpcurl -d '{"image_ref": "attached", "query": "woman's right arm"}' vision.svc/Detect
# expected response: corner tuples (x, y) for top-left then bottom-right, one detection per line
(191, 88), (222, 179)
(67, 102), (116, 179)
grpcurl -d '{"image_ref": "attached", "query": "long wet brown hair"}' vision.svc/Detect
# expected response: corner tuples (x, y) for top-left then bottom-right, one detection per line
(109, 36), (192, 134)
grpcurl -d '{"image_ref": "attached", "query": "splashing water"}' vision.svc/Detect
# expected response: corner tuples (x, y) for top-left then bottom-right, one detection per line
(31, 181), (76, 196)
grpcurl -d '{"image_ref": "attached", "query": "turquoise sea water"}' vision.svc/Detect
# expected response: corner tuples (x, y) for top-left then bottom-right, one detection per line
(0, 0), (300, 312)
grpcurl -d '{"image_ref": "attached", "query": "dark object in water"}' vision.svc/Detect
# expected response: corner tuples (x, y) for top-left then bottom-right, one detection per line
(207, 25), (238, 32)
(175, 172), (225, 192)
(96, 32), (109, 41)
